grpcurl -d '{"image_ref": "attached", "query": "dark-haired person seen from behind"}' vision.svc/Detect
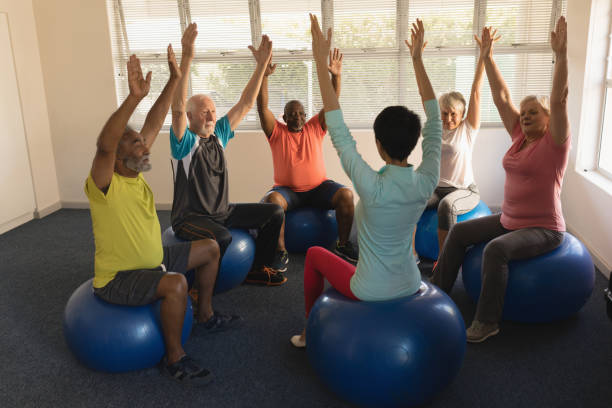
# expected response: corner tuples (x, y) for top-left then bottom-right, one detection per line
(431, 18), (571, 343)
(291, 16), (441, 348)
(86, 46), (222, 384)
(169, 24), (287, 286)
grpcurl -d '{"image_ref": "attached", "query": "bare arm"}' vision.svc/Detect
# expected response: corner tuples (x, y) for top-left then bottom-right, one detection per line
(171, 23), (197, 142)
(226, 35), (273, 131)
(310, 14), (340, 113)
(465, 42), (486, 129)
(140, 44), (182, 148)
(319, 48), (343, 130)
(405, 19), (435, 105)
(90, 56), (151, 190)
(256, 62), (278, 137)
(480, 27), (519, 134)
(549, 16), (570, 146)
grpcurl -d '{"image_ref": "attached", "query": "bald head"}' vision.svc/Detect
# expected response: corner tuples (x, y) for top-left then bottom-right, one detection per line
(283, 100), (306, 132)
(186, 94), (217, 137)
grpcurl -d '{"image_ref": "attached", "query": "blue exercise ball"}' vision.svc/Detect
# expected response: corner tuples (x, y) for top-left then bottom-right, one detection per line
(284, 208), (338, 253)
(306, 282), (466, 407)
(162, 227), (255, 294)
(416, 200), (492, 260)
(63, 278), (193, 372)
(461, 232), (595, 322)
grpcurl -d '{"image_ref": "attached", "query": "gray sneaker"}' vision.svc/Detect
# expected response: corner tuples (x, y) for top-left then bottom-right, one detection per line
(466, 320), (500, 343)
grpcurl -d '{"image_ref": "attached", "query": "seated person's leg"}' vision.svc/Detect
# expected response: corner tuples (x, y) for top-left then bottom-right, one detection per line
(437, 186), (480, 255)
(431, 213), (506, 293)
(469, 227), (564, 342)
(307, 180), (356, 262)
(226, 203), (287, 275)
(174, 214), (232, 257)
(291, 246), (358, 348)
(263, 186), (298, 253)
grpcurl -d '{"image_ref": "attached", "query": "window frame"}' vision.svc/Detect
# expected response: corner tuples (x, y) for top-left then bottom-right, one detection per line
(107, 0), (566, 130)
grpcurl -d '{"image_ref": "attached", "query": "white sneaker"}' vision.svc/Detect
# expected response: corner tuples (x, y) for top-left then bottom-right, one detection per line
(290, 334), (306, 348)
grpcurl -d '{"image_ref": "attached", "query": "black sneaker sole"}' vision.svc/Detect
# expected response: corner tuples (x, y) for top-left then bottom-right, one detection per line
(244, 275), (288, 286)
(333, 248), (358, 264)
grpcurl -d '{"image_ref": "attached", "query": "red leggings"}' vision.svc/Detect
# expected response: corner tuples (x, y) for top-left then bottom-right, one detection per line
(304, 246), (359, 318)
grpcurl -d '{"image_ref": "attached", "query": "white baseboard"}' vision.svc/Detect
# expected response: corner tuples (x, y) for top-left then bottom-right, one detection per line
(566, 224), (611, 279)
(34, 201), (62, 219)
(0, 212), (34, 235)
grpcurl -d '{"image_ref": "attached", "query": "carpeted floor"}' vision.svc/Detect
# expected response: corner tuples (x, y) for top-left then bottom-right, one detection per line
(0, 209), (610, 408)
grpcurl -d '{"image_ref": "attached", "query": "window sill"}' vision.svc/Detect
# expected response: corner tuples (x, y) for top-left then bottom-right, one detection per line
(577, 169), (612, 198)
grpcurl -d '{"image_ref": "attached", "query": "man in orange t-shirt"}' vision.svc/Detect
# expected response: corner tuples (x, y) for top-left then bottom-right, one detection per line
(256, 48), (357, 265)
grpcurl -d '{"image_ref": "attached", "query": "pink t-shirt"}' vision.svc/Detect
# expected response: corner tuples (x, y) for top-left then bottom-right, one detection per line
(500, 122), (570, 231)
(268, 115), (327, 192)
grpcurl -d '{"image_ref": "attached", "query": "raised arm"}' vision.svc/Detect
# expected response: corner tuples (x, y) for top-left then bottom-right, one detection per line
(405, 19), (435, 106)
(226, 35), (273, 131)
(171, 23), (197, 142)
(406, 20), (442, 189)
(465, 33), (488, 129)
(318, 48), (343, 131)
(90, 56), (151, 190)
(549, 16), (570, 146)
(256, 60), (278, 137)
(480, 27), (519, 134)
(140, 44), (181, 148)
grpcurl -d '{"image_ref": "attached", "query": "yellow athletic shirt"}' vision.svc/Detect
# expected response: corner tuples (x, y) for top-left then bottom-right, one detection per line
(85, 173), (163, 288)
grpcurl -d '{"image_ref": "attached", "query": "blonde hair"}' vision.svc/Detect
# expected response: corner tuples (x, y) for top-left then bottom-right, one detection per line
(520, 95), (550, 115)
(439, 92), (466, 118)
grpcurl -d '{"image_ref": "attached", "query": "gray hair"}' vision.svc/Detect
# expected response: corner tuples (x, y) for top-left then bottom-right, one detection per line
(439, 92), (466, 117)
(520, 95), (551, 116)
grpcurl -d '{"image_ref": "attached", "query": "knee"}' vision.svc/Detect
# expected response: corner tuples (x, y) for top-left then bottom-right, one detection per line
(483, 240), (507, 263)
(265, 192), (287, 210)
(334, 188), (354, 208)
(164, 273), (188, 298)
(197, 238), (220, 263)
(437, 200), (453, 230)
(270, 203), (285, 222)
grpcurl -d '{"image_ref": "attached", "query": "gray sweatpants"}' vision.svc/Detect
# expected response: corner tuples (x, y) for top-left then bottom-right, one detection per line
(426, 184), (480, 230)
(431, 213), (564, 323)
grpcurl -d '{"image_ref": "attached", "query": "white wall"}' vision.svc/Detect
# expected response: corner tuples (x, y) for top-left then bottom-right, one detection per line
(0, 0), (60, 219)
(563, 0), (612, 275)
(32, 0), (608, 273)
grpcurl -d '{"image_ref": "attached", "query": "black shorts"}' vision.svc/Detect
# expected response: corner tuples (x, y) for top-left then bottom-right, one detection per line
(265, 180), (345, 211)
(93, 242), (192, 306)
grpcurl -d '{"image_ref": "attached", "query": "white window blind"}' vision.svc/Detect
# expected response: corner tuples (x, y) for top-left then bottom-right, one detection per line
(106, 0), (567, 130)
(598, 18), (612, 177)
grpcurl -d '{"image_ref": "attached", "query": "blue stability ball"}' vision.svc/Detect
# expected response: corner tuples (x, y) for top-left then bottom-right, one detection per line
(306, 282), (466, 408)
(284, 208), (338, 253)
(415, 200), (492, 260)
(461, 233), (595, 323)
(63, 278), (193, 373)
(162, 227), (255, 294)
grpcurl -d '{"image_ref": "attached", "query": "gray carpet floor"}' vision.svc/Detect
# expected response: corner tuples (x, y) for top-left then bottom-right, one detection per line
(0, 209), (611, 408)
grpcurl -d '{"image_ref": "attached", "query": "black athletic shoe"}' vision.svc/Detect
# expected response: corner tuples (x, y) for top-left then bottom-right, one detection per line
(333, 240), (358, 263)
(266, 250), (289, 273)
(244, 266), (288, 286)
(193, 312), (243, 336)
(161, 355), (213, 385)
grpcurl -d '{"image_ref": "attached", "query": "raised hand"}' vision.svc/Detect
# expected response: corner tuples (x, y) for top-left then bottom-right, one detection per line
(310, 13), (331, 65)
(328, 48), (343, 76)
(405, 19), (427, 59)
(264, 59), (277, 77)
(127, 55), (152, 100)
(249, 35), (273, 67)
(476, 26), (501, 59)
(167, 44), (181, 81)
(181, 22), (198, 59)
(551, 16), (567, 55)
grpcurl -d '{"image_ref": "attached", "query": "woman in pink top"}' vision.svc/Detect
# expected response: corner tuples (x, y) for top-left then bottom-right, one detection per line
(431, 18), (570, 343)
